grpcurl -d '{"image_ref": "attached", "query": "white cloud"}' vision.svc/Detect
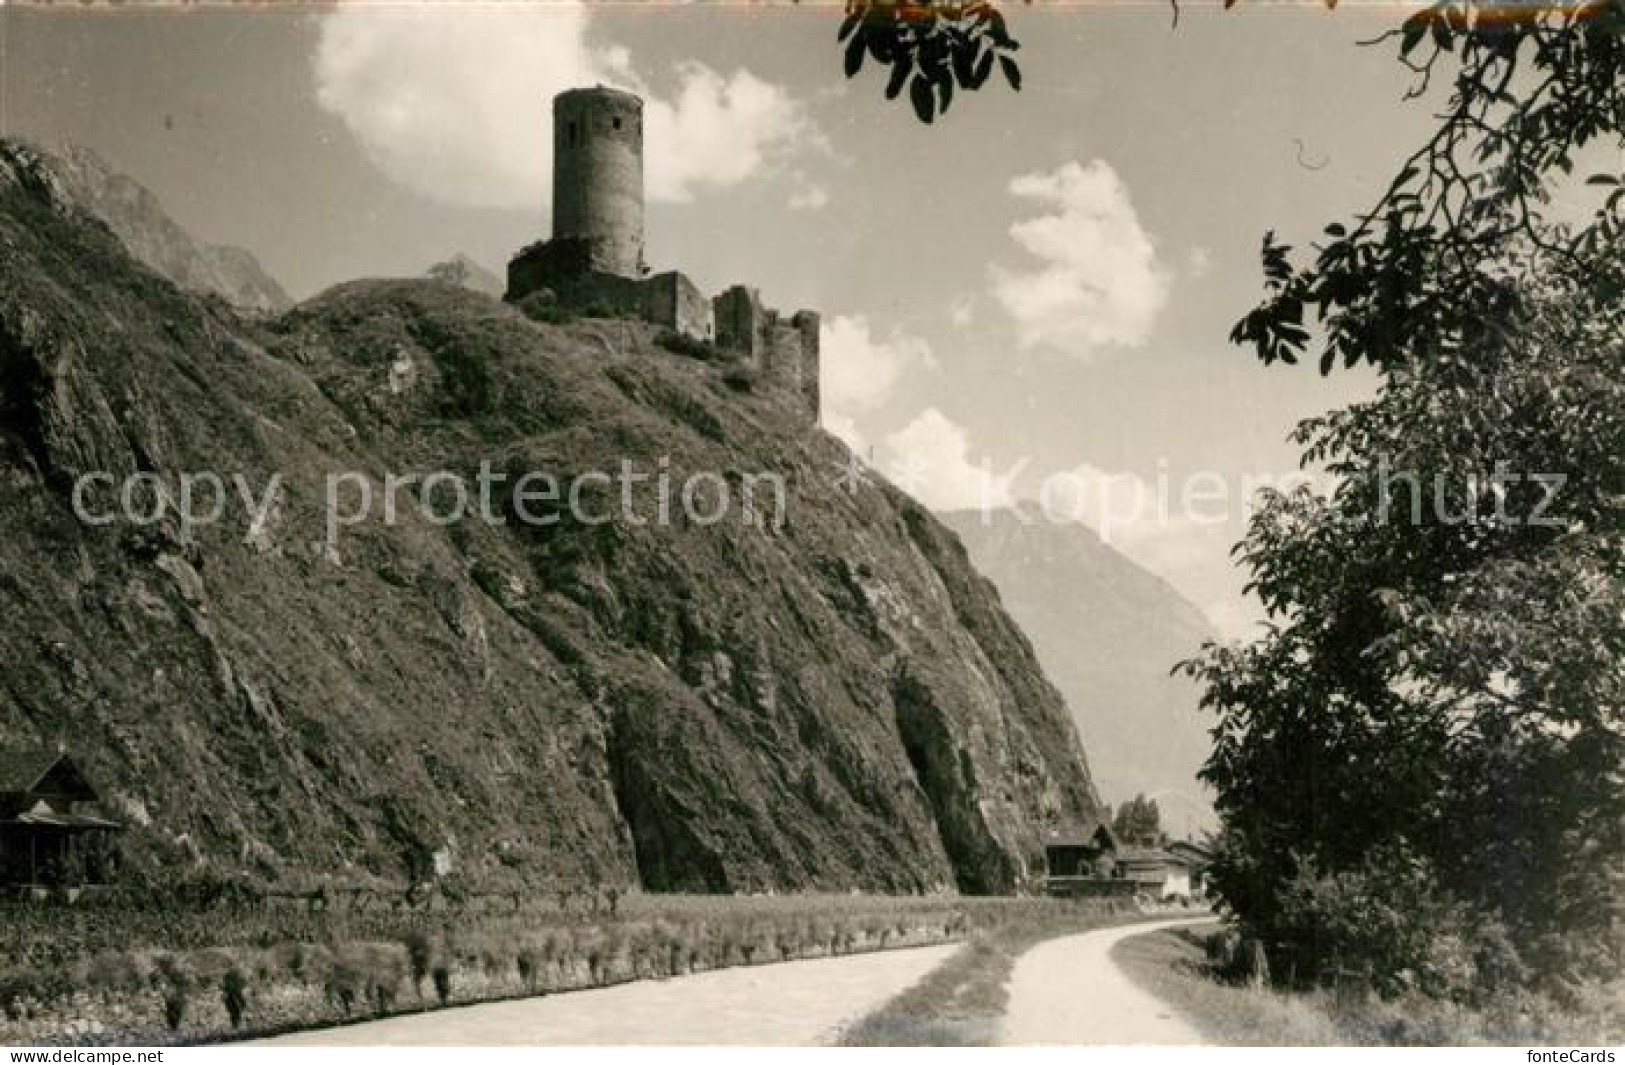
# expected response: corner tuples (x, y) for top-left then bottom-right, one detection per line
(313, 4), (819, 209)
(949, 294), (975, 327)
(1187, 245), (1213, 279)
(788, 183), (831, 211)
(820, 316), (935, 420)
(991, 160), (1171, 357)
(643, 63), (819, 203)
(881, 409), (1014, 512)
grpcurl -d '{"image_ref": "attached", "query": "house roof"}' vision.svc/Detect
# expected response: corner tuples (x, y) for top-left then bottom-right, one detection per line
(1043, 820), (1119, 850)
(1167, 840), (1215, 861)
(0, 747), (66, 794)
(4, 808), (121, 831)
(1117, 846), (1191, 867)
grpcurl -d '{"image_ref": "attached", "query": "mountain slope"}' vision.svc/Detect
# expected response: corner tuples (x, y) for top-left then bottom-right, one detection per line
(0, 142), (1101, 895)
(0, 142), (290, 313)
(939, 508), (1216, 833)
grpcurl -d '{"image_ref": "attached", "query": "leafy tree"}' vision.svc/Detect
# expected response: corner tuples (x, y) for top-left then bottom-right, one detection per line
(1187, 0), (1625, 989)
(1112, 794), (1164, 846)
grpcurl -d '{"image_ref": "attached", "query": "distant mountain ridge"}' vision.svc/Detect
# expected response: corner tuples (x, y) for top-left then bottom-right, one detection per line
(0, 141), (290, 313)
(427, 254), (504, 298)
(940, 506), (1217, 833)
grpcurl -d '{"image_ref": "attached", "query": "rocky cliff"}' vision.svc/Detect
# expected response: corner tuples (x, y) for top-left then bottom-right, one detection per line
(940, 508), (1217, 833)
(0, 142), (1101, 896)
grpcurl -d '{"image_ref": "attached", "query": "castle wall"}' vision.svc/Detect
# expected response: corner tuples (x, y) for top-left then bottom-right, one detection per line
(762, 313), (820, 420)
(791, 310), (821, 418)
(553, 87), (644, 278)
(506, 86), (820, 421)
(711, 285), (818, 419)
(712, 285), (770, 357)
(641, 271), (714, 340)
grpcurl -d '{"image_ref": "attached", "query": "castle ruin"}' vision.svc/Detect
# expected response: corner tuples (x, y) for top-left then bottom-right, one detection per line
(507, 86), (820, 420)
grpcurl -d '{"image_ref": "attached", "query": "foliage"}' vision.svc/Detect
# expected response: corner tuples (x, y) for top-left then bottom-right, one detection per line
(1111, 794), (1164, 846)
(1270, 844), (1471, 997)
(720, 365), (757, 393)
(1190, 0), (1625, 995)
(1192, 233), (1625, 983)
(220, 968), (248, 1029)
(155, 956), (189, 1032)
(838, 1), (1022, 123)
(0, 893), (1106, 1043)
(1114, 925), (1625, 1045)
(1232, 0), (1625, 372)
(403, 930), (432, 998)
(653, 329), (719, 362)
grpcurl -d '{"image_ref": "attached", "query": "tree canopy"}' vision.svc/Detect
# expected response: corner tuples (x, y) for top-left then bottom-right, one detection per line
(1182, 0), (1625, 995)
(1112, 794), (1165, 847)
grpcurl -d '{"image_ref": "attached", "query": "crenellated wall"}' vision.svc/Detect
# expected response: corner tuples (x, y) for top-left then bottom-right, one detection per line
(641, 271), (714, 341)
(712, 285), (820, 420)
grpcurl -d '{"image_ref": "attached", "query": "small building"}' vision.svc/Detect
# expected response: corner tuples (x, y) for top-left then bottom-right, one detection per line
(1043, 820), (1120, 878)
(0, 748), (122, 889)
(1115, 846), (1193, 899)
(1167, 839), (1215, 896)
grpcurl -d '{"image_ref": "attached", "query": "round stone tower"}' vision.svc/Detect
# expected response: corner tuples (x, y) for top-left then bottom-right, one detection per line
(552, 86), (644, 278)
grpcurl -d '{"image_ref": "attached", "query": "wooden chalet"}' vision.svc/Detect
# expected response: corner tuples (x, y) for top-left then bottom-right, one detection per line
(0, 748), (122, 889)
(1042, 820), (1120, 877)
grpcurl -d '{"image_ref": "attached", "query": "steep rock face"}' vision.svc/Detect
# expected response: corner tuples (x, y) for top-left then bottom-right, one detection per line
(0, 143), (1101, 895)
(0, 142), (291, 314)
(940, 508), (1217, 833)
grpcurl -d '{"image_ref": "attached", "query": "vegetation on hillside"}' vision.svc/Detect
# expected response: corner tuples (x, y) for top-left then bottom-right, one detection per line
(0, 894), (1091, 1045)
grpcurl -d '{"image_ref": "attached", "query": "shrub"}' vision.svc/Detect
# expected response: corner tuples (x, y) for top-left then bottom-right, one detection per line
(154, 955), (191, 1032)
(403, 931), (432, 998)
(325, 959), (361, 1016)
(1265, 845), (1511, 998)
(578, 300), (623, 319)
(655, 330), (719, 362)
(220, 969), (248, 1029)
(720, 366), (756, 393)
(516, 292), (570, 325)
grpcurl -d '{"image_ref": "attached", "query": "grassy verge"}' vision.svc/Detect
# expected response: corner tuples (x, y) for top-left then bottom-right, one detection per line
(1111, 925), (1625, 1046)
(837, 901), (1169, 1045)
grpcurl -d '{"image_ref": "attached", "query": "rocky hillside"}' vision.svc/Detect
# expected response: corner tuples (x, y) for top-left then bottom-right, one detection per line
(0, 142), (1101, 896)
(427, 254), (504, 298)
(0, 142), (290, 314)
(940, 508), (1217, 833)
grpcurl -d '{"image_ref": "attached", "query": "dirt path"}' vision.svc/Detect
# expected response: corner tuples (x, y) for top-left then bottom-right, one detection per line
(1001, 916), (1213, 1046)
(252, 943), (959, 1046)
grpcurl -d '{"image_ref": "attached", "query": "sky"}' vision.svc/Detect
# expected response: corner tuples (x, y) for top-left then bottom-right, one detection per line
(0, 0), (1445, 634)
